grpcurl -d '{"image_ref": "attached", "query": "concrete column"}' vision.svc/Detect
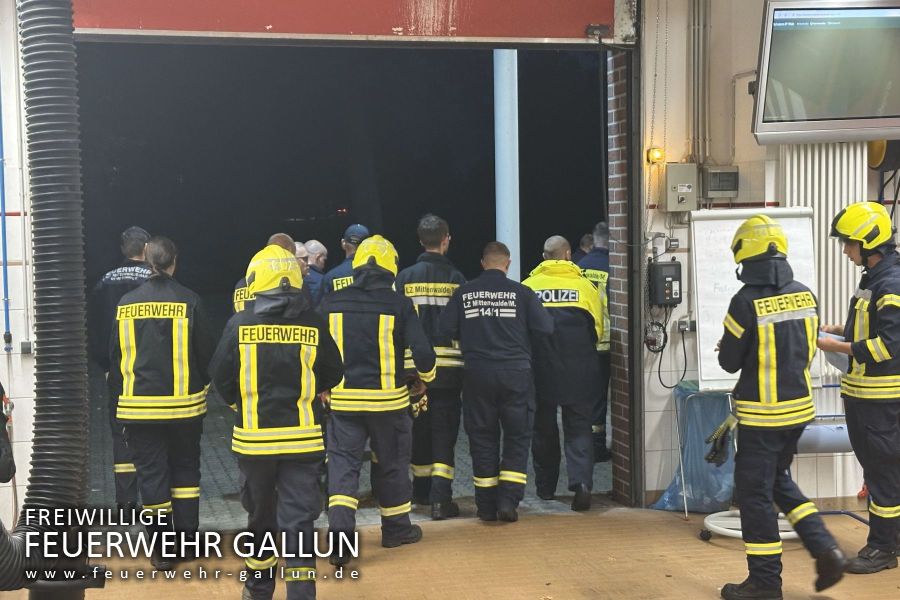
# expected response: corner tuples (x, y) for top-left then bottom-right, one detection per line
(493, 49), (520, 280)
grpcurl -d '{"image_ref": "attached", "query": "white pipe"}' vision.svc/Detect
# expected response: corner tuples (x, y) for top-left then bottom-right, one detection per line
(493, 49), (520, 280)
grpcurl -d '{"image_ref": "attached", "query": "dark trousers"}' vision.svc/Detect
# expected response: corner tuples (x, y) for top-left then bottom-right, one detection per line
(735, 426), (837, 589)
(593, 352), (611, 429)
(532, 399), (593, 493)
(239, 457), (321, 600)
(463, 368), (534, 513)
(411, 387), (462, 504)
(125, 419), (202, 534)
(845, 399), (900, 552)
(107, 379), (138, 506)
(327, 411), (414, 541)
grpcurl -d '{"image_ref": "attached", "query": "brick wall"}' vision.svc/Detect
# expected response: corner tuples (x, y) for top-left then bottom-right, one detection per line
(606, 50), (633, 504)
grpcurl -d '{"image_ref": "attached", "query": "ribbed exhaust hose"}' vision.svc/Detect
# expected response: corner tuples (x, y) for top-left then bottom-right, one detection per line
(0, 1), (89, 595)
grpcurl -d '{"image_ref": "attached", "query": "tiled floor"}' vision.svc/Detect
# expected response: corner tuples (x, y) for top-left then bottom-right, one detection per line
(6, 506), (892, 599)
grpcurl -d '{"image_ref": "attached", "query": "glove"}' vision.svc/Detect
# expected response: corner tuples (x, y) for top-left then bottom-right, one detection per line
(410, 394), (429, 418)
(704, 412), (738, 467)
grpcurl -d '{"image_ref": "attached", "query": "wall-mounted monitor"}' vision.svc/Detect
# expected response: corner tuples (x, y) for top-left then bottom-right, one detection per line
(753, 1), (900, 144)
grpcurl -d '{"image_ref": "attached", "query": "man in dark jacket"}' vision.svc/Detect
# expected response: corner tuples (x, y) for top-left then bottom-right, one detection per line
(715, 215), (846, 600)
(440, 242), (554, 523)
(321, 224), (370, 296)
(523, 236), (603, 511)
(396, 214), (467, 519)
(304, 240), (328, 306)
(212, 244), (343, 600)
(88, 226), (152, 511)
(321, 235), (436, 565)
(109, 236), (215, 570)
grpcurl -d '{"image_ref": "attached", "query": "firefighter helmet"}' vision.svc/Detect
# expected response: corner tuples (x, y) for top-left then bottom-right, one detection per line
(830, 201), (894, 251)
(731, 215), (788, 264)
(246, 244), (303, 295)
(352, 234), (399, 276)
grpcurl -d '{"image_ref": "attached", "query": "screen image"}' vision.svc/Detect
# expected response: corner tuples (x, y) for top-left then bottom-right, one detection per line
(764, 7), (900, 123)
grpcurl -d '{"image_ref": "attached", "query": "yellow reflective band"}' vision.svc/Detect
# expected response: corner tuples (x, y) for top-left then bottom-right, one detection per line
(474, 475), (499, 488)
(143, 501), (172, 512)
(866, 337), (892, 363)
(240, 343), (259, 429)
(752, 292), (816, 317)
(238, 325), (319, 346)
(329, 495), (359, 510)
(329, 397), (411, 413)
(418, 363), (437, 383)
(757, 323), (777, 404)
(298, 344), (317, 427)
(786, 501), (818, 525)
(876, 294), (900, 311)
(842, 372), (900, 386)
(119, 318), (137, 397)
(411, 464), (433, 477)
(380, 501), (412, 517)
(113, 463), (136, 473)
(170, 487), (201, 500)
(723, 313), (745, 339)
(245, 555), (278, 570)
(734, 396), (813, 414)
(869, 500), (900, 519)
(233, 425), (322, 440)
(745, 541), (783, 556)
(171, 317), (189, 397)
(284, 568), (316, 582)
(378, 315), (396, 390)
(116, 390), (207, 421)
(329, 313), (345, 389)
(435, 358), (464, 368)
(432, 463), (455, 480)
(231, 439), (325, 456)
(736, 407), (816, 428)
(370, 451), (378, 464)
(499, 470), (527, 485)
(116, 302), (187, 320)
(840, 381), (900, 400)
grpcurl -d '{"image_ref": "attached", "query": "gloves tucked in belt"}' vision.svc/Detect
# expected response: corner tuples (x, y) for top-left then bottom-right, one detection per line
(705, 412), (738, 467)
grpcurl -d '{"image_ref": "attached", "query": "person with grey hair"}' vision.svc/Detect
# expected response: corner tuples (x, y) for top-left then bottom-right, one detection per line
(304, 239), (328, 306)
(577, 221), (612, 462)
(294, 241), (310, 278)
(109, 236), (214, 569)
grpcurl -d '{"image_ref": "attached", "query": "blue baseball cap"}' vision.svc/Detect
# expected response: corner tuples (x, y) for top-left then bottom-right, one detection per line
(343, 224), (370, 245)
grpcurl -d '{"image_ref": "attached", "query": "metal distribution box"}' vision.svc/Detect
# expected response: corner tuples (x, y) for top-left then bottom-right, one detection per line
(663, 163), (698, 212)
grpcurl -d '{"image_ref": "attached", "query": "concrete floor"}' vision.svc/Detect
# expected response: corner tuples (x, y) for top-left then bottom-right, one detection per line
(7, 506), (894, 599)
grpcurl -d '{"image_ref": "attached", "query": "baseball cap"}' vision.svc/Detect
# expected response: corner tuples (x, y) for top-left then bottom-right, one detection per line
(343, 224), (370, 246)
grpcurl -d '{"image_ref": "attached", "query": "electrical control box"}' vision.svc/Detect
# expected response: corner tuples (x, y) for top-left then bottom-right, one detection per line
(648, 259), (682, 306)
(663, 163), (698, 212)
(702, 165), (740, 198)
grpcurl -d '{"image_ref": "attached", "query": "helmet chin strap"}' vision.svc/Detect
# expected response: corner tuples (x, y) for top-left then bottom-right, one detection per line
(734, 264), (742, 280)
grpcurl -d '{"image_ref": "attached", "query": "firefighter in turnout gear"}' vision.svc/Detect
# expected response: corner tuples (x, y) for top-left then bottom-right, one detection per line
(233, 233), (296, 313)
(108, 237), (215, 570)
(320, 235), (436, 565)
(396, 214), (467, 519)
(211, 244), (344, 600)
(440, 242), (554, 523)
(88, 226), (152, 512)
(523, 236), (603, 511)
(818, 201), (900, 575)
(716, 215), (847, 600)
(321, 224), (370, 296)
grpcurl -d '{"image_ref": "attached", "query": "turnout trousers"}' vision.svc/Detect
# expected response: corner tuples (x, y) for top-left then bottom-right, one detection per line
(239, 457), (321, 600)
(107, 378), (138, 506)
(735, 426), (837, 589)
(327, 411), (415, 544)
(844, 399), (900, 552)
(125, 419), (202, 536)
(411, 387), (463, 504)
(532, 397), (593, 494)
(462, 368), (535, 514)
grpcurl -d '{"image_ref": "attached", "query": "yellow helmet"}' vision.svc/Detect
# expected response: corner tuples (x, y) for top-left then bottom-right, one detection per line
(730, 215), (788, 264)
(351, 234), (399, 276)
(830, 201), (894, 251)
(245, 244), (303, 295)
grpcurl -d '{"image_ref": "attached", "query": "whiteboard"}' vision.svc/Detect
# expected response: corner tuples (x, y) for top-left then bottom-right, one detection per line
(690, 207), (820, 391)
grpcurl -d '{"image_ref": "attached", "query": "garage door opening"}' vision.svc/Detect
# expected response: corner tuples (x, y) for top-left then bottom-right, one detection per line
(79, 41), (611, 527)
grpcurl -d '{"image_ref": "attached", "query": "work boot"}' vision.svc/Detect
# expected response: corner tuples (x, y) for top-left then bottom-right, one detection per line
(814, 546), (848, 591)
(537, 489), (555, 501)
(477, 509), (497, 522)
(431, 501), (460, 520)
(497, 502), (518, 522)
(593, 432), (612, 463)
(382, 524), (423, 548)
(720, 579), (783, 600)
(846, 545), (898, 574)
(571, 483), (591, 512)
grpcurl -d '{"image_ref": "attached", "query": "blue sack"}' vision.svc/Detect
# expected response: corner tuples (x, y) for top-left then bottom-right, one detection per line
(651, 381), (735, 514)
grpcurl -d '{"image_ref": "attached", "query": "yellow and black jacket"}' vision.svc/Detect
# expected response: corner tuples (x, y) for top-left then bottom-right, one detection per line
(320, 268), (437, 414)
(210, 290), (344, 459)
(109, 273), (215, 423)
(718, 260), (818, 429)
(523, 260), (604, 405)
(396, 252), (466, 389)
(840, 252), (900, 401)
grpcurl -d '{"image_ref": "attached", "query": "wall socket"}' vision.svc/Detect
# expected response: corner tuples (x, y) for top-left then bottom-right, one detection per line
(677, 318), (696, 332)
